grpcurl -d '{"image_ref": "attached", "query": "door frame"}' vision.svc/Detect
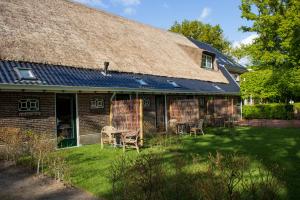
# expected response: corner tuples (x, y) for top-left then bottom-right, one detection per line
(155, 95), (167, 132)
(55, 93), (78, 148)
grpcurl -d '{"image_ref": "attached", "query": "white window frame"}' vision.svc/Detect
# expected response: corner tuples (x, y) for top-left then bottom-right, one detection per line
(90, 98), (104, 109)
(202, 54), (213, 69)
(18, 99), (39, 112)
(14, 67), (37, 80)
(167, 80), (180, 88)
(143, 97), (151, 107)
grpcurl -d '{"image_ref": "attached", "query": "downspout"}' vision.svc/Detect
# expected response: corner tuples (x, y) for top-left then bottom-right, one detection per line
(164, 94), (168, 132)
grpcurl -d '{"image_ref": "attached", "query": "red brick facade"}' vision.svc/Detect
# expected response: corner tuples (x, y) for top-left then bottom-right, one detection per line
(77, 93), (111, 145)
(0, 92), (56, 138)
(0, 92), (241, 146)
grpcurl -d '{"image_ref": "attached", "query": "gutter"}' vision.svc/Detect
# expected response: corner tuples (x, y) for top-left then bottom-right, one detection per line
(0, 83), (240, 96)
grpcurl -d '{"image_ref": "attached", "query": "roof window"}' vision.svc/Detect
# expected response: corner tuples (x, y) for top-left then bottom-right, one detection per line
(167, 80), (180, 88)
(201, 54), (213, 69)
(135, 77), (148, 86)
(15, 68), (37, 80)
(212, 84), (223, 91)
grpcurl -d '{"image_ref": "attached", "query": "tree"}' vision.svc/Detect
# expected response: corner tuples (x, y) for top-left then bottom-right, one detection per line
(240, 0), (300, 69)
(169, 20), (231, 53)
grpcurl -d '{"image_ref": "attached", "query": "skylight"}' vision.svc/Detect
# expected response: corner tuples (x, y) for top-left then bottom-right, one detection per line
(212, 84), (223, 91)
(135, 78), (148, 86)
(15, 68), (37, 80)
(167, 80), (180, 88)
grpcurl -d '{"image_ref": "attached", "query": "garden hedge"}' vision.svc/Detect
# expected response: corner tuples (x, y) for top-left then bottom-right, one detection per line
(243, 104), (294, 120)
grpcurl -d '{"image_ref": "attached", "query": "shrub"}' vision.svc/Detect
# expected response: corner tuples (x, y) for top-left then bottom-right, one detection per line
(108, 151), (283, 200)
(243, 104), (293, 119)
(0, 127), (24, 163)
(26, 131), (55, 174)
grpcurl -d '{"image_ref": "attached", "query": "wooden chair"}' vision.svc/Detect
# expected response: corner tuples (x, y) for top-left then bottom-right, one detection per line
(122, 129), (140, 153)
(168, 119), (177, 134)
(224, 115), (239, 128)
(100, 126), (117, 149)
(189, 119), (204, 136)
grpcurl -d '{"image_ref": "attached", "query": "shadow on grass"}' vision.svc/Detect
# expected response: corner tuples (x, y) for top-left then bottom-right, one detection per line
(61, 127), (300, 200)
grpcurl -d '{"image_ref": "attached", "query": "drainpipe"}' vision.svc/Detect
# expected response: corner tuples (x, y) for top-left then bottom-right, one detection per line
(110, 92), (116, 101)
(164, 94), (168, 132)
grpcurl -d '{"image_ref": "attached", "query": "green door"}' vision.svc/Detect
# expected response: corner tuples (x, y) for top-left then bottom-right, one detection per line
(56, 94), (77, 148)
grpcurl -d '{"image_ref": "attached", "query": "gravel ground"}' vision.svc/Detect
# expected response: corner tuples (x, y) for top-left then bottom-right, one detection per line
(0, 161), (100, 200)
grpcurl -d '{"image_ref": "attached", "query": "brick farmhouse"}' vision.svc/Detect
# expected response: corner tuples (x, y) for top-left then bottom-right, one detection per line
(0, 0), (247, 147)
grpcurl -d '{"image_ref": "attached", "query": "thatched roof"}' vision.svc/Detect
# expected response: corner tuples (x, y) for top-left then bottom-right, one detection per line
(0, 0), (228, 83)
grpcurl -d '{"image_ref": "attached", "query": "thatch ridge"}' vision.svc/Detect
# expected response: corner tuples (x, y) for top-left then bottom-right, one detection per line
(0, 0), (228, 83)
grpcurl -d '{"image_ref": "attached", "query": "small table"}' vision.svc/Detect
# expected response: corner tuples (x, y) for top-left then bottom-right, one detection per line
(111, 129), (130, 147)
(176, 122), (189, 134)
(100, 129), (129, 149)
(214, 117), (225, 127)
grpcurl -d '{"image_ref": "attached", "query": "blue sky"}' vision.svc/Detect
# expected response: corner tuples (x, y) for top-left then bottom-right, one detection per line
(73, 0), (256, 47)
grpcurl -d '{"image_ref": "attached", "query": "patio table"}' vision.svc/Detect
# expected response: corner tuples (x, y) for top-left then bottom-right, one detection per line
(176, 122), (190, 134)
(110, 129), (130, 147)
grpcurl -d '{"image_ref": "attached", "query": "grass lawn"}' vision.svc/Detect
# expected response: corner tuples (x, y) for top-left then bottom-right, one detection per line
(58, 127), (300, 199)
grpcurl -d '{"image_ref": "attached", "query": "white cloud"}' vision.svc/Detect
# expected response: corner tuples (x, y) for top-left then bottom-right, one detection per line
(199, 7), (211, 20)
(112, 0), (141, 6)
(123, 7), (136, 15)
(73, 0), (108, 8)
(233, 33), (258, 48)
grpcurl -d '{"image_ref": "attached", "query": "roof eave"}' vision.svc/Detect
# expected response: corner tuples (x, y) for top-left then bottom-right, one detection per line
(0, 83), (240, 96)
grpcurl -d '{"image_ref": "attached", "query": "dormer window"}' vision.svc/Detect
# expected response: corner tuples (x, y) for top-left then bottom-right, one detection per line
(135, 78), (148, 86)
(15, 68), (37, 80)
(167, 80), (180, 88)
(201, 54), (213, 69)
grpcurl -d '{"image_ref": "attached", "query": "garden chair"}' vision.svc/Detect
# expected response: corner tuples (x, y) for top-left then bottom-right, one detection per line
(121, 129), (140, 153)
(100, 126), (117, 149)
(224, 115), (239, 127)
(189, 119), (204, 136)
(167, 119), (177, 134)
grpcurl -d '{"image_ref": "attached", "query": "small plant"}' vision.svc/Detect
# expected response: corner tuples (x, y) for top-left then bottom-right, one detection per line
(26, 131), (55, 174)
(47, 154), (70, 182)
(0, 127), (24, 163)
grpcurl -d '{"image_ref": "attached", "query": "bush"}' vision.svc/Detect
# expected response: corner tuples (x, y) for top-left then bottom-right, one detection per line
(0, 127), (24, 162)
(293, 103), (300, 119)
(108, 151), (283, 200)
(243, 104), (293, 119)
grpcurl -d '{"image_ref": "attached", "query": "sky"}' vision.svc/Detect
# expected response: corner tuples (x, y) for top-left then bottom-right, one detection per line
(73, 0), (257, 49)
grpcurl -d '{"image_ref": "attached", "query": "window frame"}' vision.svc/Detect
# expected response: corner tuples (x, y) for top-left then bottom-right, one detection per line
(90, 98), (105, 109)
(18, 99), (40, 112)
(167, 80), (181, 88)
(135, 78), (148, 86)
(14, 67), (37, 80)
(201, 54), (213, 69)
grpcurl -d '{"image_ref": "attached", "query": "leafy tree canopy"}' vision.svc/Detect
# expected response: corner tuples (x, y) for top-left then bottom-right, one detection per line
(241, 68), (300, 102)
(240, 0), (300, 68)
(169, 20), (231, 53)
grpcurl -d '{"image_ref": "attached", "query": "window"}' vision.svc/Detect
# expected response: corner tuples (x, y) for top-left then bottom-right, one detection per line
(15, 68), (37, 80)
(135, 78), (148, 86)
(90, 98), (104, 109)
(18, 99), (39, 112)
(201, 54), (213, 69)
(212, 84), (224, 91)
(167, 80), (180, 88)
(143, 97), (151, 107)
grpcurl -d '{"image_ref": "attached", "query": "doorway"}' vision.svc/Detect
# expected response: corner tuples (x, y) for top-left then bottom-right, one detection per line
(155, 96), (166, 132)
(56, 94), (77, 148)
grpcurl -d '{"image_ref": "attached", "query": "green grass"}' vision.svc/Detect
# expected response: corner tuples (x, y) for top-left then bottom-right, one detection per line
(58, 127), (300, 199)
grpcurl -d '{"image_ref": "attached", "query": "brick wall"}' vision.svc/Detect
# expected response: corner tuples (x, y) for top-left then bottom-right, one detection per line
(77, 93), (111, 145)
(0, 92), (56, 138)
